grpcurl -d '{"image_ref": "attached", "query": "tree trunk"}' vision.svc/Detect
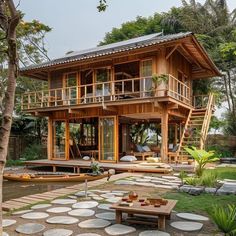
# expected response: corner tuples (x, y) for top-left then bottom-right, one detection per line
(223, 74), (232, 112)
(0, 0), (20, 234)
(227, 71), (236, 116)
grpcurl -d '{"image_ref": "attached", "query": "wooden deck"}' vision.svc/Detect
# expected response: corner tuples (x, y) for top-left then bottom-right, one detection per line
(24, 159), (172, 174)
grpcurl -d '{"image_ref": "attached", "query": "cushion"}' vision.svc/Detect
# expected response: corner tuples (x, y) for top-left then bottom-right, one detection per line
(172, 144), (179, 152)
(146, 157), (159, 163)
(136, 144), (144, 152)
(142, 145), (151, 152)
(120, 155), (137, 162)
(83, 156), (90, 161)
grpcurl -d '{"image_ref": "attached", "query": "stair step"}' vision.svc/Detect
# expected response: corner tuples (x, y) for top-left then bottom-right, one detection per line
(192, 112), (206, 115)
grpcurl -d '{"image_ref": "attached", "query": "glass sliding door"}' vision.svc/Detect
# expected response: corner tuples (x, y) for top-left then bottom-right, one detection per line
(140, 59), (153, 97)
(99, 116), (117, 162)
(52, 120), (67, 160)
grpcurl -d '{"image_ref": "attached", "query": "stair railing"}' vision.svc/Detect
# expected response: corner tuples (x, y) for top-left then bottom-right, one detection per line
(200, 93), (214, 149)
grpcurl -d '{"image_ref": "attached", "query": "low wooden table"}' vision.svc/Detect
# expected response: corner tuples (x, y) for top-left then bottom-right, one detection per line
(110, 199), (177, 230)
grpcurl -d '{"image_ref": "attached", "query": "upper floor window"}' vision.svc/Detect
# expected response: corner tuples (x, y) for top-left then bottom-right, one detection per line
(65, 72), (77, 87)
(140, 59), (152, 77)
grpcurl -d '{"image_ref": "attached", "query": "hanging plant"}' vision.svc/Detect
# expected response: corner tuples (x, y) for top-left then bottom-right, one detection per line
(152, 74), (169, 88)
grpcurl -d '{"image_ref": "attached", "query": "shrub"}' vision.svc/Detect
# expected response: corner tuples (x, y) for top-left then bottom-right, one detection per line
(185, 177), (201, 186)
(200, 172), (218, 187)
(179, 170), (188, 185)
(184, 146), (219, 177)
(21, 143), (45, 161)
(208, 204), (236, 235)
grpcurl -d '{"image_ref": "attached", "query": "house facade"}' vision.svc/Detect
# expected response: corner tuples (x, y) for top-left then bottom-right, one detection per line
(20, 32), (220, 163)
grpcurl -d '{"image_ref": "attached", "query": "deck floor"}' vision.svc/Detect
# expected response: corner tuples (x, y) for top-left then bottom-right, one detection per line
(24, 159), (173, 174)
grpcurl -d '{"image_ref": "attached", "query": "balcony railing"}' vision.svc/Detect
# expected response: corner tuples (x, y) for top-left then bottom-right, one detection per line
(21, 74), (192, 110)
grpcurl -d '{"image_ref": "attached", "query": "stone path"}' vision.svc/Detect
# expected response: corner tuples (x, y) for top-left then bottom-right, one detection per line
(3, 173), (213, 235)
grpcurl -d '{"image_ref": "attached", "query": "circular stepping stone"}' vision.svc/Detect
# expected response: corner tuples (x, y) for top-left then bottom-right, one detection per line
(31, 204), (52, 209)
(51, 199), (77, 205)
(97, 204), (113, 211)
(43, 228), (73, 236)
(3, 232), (9, 236)
(170, 221), (203, 231)
(105, 197), (121, 203)
(177, 213), (209, 221)
(76, 234), (101, 236)
(75, 191), (92, 197)
(100, 193), (116, 198)
(72, 201), (98, 209)
(47, 207), (72, 213)
(46, 216), (79, 225)
(68, 209), (95, 217)
(139, 230), (170, 236)
(12, 209), (33, 215)
(3, 219), (16, 227)
(78, 219), (111, 228)
(16, 223), (45, 235)
(105, 224), (136, 235)
(95, 212), (116, 220)
(21, 212), (49, 219)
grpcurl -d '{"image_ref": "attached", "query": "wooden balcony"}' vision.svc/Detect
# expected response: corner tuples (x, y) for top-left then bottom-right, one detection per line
(21, 74), (192, 111)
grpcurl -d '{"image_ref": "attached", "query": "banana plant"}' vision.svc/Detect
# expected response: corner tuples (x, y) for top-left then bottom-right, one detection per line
(184, 146), (219, 177)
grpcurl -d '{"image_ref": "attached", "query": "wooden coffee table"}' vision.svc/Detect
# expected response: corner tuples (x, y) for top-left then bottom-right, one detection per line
(110, 199), (177, 230)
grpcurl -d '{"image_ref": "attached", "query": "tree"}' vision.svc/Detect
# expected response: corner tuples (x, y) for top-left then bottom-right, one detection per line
(0, 1), (21, 234)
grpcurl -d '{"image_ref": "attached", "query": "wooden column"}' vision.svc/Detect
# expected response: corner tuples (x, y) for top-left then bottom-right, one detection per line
(161, 106), (168, 162)
(47, 117), (53, 160)
(174, 123), (178, 145)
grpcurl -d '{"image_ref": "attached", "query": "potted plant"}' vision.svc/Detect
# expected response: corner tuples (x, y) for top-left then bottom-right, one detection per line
(152, 74), (169, 96)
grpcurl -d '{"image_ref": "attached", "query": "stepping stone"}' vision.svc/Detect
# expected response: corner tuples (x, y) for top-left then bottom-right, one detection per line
(3, 232), (9, 236)
(78, 219), (111, 228)
(105, 224), (136, 235)
(97, 204), (113, 211)
(115, 180), (136, 185)
(68, 195), (77, 199)
(47, 207), (72, 213)
(68, 209), (95, 217)
(88, 193), (99, 197)
(43, 228), (73, 236)
(46, 216), (79, 224)
(105, 197), (121, 203)
(100, 193), (116, 198)
(51, 199), (77, 205)
(16, 223), (45, 235)
(12, 209), (33, 215)
(135, 178), (151, 182)
(170, 221), (203, 231)
(21, 212), (49, 219)
(3, 219), (16, 227)
(177, 213), (209, 221)
(139, 230), (170, 236)
(31, 204), (52, 209)
(75, 191), (92, 197)
(112, 190), (129, 194)
(72, 201), (98, 209)
(95, 190), (111, 193)
(95, 212), (116, 220)
(162, 176), (179, 180)
(110, 192), (124, 197)
(76, 234), (102, 236)
(93, 196), (104, 201)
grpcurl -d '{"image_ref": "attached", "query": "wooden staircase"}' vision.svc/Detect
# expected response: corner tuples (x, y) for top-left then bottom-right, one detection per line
(176, 93), (215, 162)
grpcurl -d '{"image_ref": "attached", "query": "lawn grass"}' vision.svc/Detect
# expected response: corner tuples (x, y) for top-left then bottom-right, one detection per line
(205, 167), (236, 180)
(162, 191), (236, 215)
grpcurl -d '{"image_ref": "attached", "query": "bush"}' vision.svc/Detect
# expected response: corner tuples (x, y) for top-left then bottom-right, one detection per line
(206, 145), (234, 158)
(185, 177), (201, 186)
(6, 159), (24, 167)
(208, 204), (236, 235)
(200, 172), (218, 187)
(20, 143), (45, 161)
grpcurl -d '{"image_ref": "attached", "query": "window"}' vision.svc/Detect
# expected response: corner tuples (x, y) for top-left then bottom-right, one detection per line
(140, 59), (153, 96)
(64, 73), (77, 104)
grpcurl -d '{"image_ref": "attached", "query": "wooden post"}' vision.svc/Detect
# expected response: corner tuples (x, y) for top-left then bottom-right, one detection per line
(174, 124), (178, 145)
(47, 118), (53, 160)
(161, 106), (168, 162)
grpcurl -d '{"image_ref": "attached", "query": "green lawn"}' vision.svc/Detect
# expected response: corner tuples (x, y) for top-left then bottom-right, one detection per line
(205, 167), (236, 180)
(162, 191), (236, 215)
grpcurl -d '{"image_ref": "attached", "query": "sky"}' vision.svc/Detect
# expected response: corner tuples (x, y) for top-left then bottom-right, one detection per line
(18, 0), (236, 60)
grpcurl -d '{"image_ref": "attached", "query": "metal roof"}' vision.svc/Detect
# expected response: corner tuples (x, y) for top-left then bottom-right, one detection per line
(21, 32), (193, 72)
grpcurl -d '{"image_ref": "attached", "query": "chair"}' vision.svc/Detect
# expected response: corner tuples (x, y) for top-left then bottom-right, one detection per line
(168, 144), (179, 163)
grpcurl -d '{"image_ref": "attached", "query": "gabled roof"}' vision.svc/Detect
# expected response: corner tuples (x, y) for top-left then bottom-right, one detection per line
(20, 32), (221, 78)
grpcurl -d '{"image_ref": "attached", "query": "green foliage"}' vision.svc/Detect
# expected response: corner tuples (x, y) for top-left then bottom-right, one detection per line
(152, 74), (169, 86)
(206, 145), (233, 158)
(185, 177), (201, 186)
(6, 159), (24, 167)
(200, 172), (218, 187)
(90, 161), (102, 175)
(184, 146), (219, 177)
(179, 170), (188, 185)
(97, 0), (108, 12)
(20, 143), (45, 161)
(208, 204), (236, 235)
(205, 168), (236, 180)
(209, 116), (225, 134)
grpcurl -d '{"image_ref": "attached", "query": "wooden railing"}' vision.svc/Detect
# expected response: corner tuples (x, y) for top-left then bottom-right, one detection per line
(21, 74), (192, 110)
